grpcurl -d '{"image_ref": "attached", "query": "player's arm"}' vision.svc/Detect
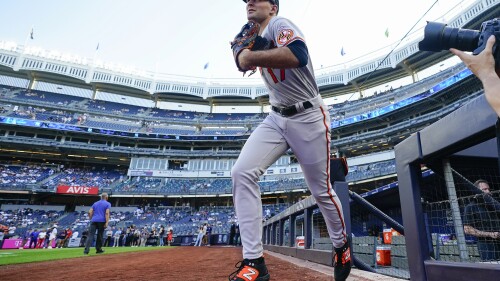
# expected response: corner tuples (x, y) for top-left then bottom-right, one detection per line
(238, 40), (308, 69)
(88, 207), (94, 220)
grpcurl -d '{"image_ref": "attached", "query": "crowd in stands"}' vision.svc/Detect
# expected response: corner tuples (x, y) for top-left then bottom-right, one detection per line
(328, 63), (467, 120)
(346, 160), (397, 182)
(0, 164), (54, 189)
(0, 62), (471, 142)
(0, 203), (289, 249)
(0, 159), (397, 193)
(46, 167), (124, 188)
(0, 208), (64, 239)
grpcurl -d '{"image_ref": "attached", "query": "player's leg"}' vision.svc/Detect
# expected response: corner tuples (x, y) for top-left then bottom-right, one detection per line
(286, 105), (351, 281)
(287, 106), (347, 247)
(230, 116), (288, 281)
(232, 116), (289, 259)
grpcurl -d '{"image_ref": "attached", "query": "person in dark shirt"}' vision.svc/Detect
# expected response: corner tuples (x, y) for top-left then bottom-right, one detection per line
(84, 193), (111, 255)
(463, 180), (500, 261)
(29, 229), (39, 249)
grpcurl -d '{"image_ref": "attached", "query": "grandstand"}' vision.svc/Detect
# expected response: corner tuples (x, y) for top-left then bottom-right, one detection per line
(0, 1), (499, 280)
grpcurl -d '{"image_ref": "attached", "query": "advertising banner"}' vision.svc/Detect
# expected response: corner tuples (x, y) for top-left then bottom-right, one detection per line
(56, 185), (99, 195)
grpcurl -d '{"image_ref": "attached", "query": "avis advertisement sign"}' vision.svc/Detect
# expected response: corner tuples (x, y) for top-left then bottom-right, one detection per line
(56, 185), (99, 195)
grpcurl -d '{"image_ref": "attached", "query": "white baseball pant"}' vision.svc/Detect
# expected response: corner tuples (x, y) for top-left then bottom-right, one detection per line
(232, 95), (347, 259)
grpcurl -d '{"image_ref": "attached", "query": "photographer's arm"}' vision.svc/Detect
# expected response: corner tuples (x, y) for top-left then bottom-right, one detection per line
(451, 35), (500, 117)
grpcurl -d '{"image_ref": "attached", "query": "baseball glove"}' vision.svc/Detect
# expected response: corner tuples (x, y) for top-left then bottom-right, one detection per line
(231, 21), (271, 75)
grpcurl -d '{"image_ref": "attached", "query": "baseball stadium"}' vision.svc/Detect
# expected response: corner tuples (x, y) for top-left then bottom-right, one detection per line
(1, 0), (500, 280)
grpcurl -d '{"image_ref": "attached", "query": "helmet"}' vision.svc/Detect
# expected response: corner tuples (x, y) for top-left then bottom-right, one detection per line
(242, 0), (279, 14)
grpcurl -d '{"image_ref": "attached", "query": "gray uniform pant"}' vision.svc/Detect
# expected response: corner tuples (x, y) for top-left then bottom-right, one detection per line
(232, 96), (347, 259)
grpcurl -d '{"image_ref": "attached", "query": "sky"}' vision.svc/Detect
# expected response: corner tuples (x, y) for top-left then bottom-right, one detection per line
(0, 0), (472, 80)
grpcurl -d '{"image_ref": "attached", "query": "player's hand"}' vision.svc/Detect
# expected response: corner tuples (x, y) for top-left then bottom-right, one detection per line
(450, 35), (498, 80)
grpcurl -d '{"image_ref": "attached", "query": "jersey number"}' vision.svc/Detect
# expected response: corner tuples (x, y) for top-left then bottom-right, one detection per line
(264, 68), (285, 83)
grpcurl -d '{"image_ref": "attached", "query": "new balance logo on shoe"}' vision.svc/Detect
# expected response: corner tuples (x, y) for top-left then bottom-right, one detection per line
(334, 241), (352, 281)
(342, 248), (351, 264)
(229, 258), (270, 281)
(237, 266), (258, 280)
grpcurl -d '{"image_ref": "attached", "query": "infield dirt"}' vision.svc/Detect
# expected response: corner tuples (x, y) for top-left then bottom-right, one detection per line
(1, 246), (333, 280)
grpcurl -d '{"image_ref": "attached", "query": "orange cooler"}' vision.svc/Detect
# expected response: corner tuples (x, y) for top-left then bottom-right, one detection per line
(383, 228), (392, 244)
(376, 246), (391, 266)
(295, 236), (305, 249)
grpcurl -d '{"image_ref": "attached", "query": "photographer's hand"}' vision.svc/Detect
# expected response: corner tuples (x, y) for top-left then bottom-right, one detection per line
(451, 35), (500, 117)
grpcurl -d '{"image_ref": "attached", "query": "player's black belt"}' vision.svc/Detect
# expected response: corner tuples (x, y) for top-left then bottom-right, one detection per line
(271, 101), (313, 117)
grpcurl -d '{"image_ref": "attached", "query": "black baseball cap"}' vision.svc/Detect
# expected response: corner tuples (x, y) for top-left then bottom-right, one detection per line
(242, 0), (279, 14)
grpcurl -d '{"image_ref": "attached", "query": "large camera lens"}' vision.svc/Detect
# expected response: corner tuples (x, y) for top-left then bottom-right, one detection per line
(419, 22), (480, 52)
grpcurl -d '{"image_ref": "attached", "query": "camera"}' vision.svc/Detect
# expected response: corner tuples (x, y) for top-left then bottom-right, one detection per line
(418, 18), (500, 68)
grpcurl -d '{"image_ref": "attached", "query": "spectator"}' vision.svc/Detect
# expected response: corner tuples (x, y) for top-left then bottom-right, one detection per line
(167, 229), (173, 246)
(43, 228), (51, 248)
(20, 228), (31, 249)
(205, 223), (212, 246)
(7, 224), (16, 238)
(158, 225), (165, 246)
(58, 227), (72, 248)
(48, 225), (58, 249)
(56, 229), (66, 248)
(463, 179), (500, 261)
(84, 192), (111, 255)
(0, 224), (6, 249)
(201, 223), (208, 246)
(37, 229), (46, 249)
(194, 226), (204, 247)
(29, 229), (39, 249)
(229, 222), (236, 246)
(104, 227), (113, 247)
(113, 228), (122, 247)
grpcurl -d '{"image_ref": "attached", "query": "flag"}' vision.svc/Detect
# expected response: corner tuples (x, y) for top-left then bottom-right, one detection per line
(96, 43), (100, 51)
(384, 28), (389, 38)
(203, 62), (209, 70)
(30, 28), (34, 40)
(340, 46), (346, 56)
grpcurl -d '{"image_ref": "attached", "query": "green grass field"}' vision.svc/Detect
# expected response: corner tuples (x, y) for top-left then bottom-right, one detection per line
(0, 246), (173, 266)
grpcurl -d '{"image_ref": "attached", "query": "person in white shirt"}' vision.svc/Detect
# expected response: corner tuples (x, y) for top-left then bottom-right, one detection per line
(113, 228), (122, 247)
(104, 227), (113, 247)
(37, 230), (46, 248)
(48, 225), (58, 249)
(8, 225), (16, 237)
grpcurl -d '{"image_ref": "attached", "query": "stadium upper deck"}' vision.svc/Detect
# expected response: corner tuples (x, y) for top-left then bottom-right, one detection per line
(0, 0), (496, 106)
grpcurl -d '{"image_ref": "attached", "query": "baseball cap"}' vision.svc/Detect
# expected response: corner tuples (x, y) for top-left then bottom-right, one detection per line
(242, 0), (279, 14)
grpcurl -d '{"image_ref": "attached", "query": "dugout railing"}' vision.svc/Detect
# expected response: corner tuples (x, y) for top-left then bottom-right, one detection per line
(395, 94), (500, 281)
(263, 94), (500, 280)
(262, 180), (411, 279)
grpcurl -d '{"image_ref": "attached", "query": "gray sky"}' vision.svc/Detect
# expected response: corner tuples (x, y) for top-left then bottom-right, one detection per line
(0, 0), (468, 79)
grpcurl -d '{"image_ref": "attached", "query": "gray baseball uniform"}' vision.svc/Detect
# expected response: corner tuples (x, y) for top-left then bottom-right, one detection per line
(232, 16), (347, 260)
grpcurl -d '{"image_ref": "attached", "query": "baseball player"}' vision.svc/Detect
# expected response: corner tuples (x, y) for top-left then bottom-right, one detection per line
(229, 1), (351, 281)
